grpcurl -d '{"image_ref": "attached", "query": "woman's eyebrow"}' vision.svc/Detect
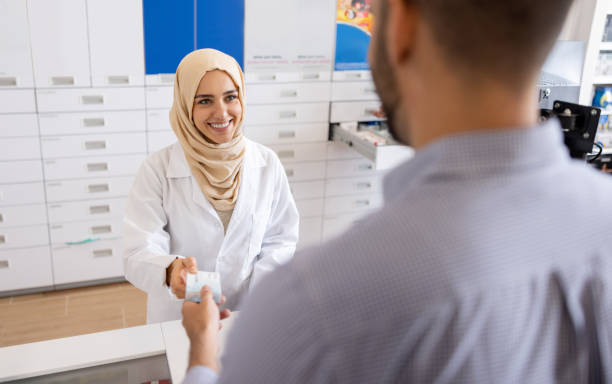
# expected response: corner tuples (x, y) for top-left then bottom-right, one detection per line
(194, 90), (237, 99)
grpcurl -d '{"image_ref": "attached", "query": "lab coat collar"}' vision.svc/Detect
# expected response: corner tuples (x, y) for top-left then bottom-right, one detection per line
(166, 138), (266, 179)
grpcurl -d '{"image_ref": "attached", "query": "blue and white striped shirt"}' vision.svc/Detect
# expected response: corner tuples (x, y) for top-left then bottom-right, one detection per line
(184, 120), (612, 383)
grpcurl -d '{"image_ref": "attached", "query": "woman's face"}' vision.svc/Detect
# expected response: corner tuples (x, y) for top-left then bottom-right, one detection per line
(192, 70), (242, 144)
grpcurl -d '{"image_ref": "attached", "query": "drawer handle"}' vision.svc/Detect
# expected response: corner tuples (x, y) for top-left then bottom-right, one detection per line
(107, 75), (129, 85)
(278, 130), (296, 139)
(0, 77), (17, 86)
(0, 213), (3, 223)
(91, 225), (112, 235)
(356, 182), (372, 189)
(93, 249), (113, 258)
(303, 73), (320, 80)
(82, 118), (105, 127)
(0, 235), (5, 244)
(0, 260), (8, 269)
(89, 205), (110, 214)
(285, 169), (295, 177)
(358, 163), (374, 171)
(51, 76), (75, 85)
(259, 74), (277, 81)
(354, 199), (370, 207)
(363, 88), (377, 94)
(279, 111), (297, 119)
(84, 140), (106, 150)
(346, 73), (363, 80)
(280, 89), (298, 97)
(81, 95), (104, 105)
(277, 150), (295, 159)
(88, 184), (110, 193)
(160, 74), (174, 84)
(87, 162), (109, 172)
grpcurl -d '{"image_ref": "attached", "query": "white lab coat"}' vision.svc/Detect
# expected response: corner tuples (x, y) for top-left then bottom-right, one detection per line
(123, 139), (299, 323)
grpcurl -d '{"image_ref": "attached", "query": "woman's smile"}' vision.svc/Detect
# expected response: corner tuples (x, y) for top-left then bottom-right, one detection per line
(207, 119), (233, 133)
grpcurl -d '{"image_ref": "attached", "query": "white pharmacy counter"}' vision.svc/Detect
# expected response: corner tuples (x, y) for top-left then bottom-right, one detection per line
(0, 316), (236, 383)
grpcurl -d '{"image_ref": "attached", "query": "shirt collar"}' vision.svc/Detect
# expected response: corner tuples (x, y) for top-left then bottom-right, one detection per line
(166, 137), (266, 179)
(383, 119), (571, 201)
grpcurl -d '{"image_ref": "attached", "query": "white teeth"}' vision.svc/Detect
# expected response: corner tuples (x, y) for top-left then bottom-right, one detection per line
(209, 121), (230, 129)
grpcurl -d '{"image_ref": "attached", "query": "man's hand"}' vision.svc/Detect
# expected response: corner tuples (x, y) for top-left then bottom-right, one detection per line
(167, 257), (197, 299)
(182, 286), (231, 373)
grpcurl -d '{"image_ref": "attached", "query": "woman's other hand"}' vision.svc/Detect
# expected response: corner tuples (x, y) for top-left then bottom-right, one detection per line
(167, 257), (198, 299)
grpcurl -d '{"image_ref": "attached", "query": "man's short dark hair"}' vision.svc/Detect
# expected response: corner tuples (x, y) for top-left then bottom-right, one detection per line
(407, 0), (574, 84)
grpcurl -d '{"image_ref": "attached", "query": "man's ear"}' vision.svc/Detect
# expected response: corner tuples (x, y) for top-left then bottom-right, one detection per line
(386, 0), (418, 67)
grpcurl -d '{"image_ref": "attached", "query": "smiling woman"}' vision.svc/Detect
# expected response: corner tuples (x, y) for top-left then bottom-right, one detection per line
(122, 49), (300, 324)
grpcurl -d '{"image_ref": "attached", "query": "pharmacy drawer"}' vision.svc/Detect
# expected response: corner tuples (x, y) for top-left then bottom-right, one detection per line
(245, 71), (331, 83)
(148, 130), (177, 153)
(248, 102), (329, 125)
(290, 180), (325, 200)
(326, 158), (376, 178)
(324, 193), (383, 216)
(48, 198), (127, 224)
(0, 89), (35, 113)
(298, 216), (322, 249)
(0, 137), (40, 160)
(325, 176), (383, 197)
(296, 198), (324, 218)
(146, 109), (171, 131)
(0, 182), (45, 206)
(41, 133), (146, 158)
(0, 246), (53, 291)
(327, 141), (361, 160)
(145, 74), (175, 86)
(0, 160), (43, 184)
(269, 142), (327, 163)
(50, 218), (123, 245)
(45, 176), (134, 202)
(322, 211), (371, 240)
(36, 87), (145, 112)
(331, 81), (379, 101)
(244, 123), (327, 145)
(0, 225), (49, 250)
(0, 204), (47, 228)
(246, 82), (330, 104)
(0, 114), (38, 137)
(145, 86), (173, 109)
(43, 154), (145, 180)
(52, 239), (123, 285)
(38, 111), (146, 135)
(283, 161), (326, 182)
(332, 70), (372, 82)
(330, 101), (385, 123)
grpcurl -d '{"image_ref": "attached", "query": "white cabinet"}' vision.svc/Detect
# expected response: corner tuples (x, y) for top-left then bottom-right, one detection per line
(0, 114), (39, 137)
(244, 123), (328, 145)
(28, 0), (91, 87)
(87, 0), (145, 86)
(0, 182), (45, 206)
(45, 176), (134, 202)
(268, 142), (328, 164)
(324, 193), (383, 216)
(0, 246), (53, 291)
(0, 137), (40, 160)
(0, 160), (43, 183)
(38, 111), (146, 136)
(298, 216), (322, 248)
(282, 161), (326, 182)
(330, 101), (384, 123)
(290, 180), (325, 200)
(331, 81), (379, 101)
(0, 225), (49, 250)
(322, 211), (371, 240)
(247, 102), (329, 125)
(40, 133), (146, 158)
(146, 86), (174, 109)
(37, 88), (146, 113)
(326, 158), (376, 178)
(47, 197), (126, 224)
(148, 131), (177, 153)
(0, 0), (35, 88)
(246, 83), (331, 104)
(325, 176), (382, 197)
(52, 239), (124, 284)
(50, 218), (123, 245)
(295, 198), (324, 218)
(0, 204), (47, 227)
(0, 90), (35, 113)
(43, 154), (145, 180)
(146, 109), (172, 131)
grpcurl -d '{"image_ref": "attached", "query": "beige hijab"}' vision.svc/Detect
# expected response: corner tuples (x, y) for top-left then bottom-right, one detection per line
(170, 49), (246, 211)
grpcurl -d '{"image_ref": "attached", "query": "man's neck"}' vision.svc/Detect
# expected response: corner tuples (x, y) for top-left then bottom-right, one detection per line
(409, 76), (540, 149)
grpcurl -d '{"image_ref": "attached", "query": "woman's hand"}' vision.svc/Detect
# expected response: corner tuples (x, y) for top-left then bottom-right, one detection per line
(166, 257), (198, 299)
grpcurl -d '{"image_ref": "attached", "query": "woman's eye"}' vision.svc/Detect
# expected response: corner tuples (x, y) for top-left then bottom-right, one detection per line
(226, 95), (237, 102)
(198, 99), (212, 105)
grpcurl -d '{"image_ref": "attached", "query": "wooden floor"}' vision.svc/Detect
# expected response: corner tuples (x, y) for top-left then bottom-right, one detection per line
(0, 282), (146, 347)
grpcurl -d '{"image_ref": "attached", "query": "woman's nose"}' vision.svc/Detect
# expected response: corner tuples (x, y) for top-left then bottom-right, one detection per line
(211, 102), (228, 120)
